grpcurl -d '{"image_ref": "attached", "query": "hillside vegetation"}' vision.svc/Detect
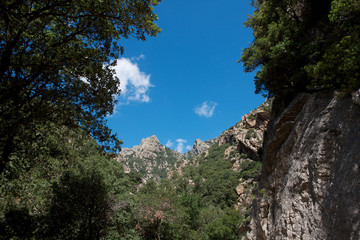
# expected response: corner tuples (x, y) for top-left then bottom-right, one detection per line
(0, 99), (271, 239)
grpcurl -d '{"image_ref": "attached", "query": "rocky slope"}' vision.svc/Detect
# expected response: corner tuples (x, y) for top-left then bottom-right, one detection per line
(117, 100), (272, 187)
(245, 91), (360, 240)
(218, 100), (271, 163)
(116, 135), (185, 182)
(166, 99), (272, 216)
(185, 138), (217, 159)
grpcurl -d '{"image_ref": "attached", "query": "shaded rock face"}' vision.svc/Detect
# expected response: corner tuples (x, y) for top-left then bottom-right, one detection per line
(246, 91), (360, 240)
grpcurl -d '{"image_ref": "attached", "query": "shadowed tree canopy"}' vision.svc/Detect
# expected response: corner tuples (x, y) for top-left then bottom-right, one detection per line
(0, 0), (161, 173)
(241, 0), (360, 97)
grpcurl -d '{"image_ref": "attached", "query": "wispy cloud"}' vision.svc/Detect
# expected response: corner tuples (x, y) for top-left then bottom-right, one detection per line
(175, 139), (187, 153)
(165, 140), (174, 148)
(131, 54), (145, 61)
(195, 101), (218, 118)
(112, 56), (152, 104)
(165, 139), (191, 153)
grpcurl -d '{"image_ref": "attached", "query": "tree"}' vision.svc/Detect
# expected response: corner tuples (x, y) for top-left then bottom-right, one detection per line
(46, 170), (111, 239)
(0, 123), (139, 239)
(0, 0), (161, 173)
(136, 183), (178, 240)
(241, 0), (360, 97)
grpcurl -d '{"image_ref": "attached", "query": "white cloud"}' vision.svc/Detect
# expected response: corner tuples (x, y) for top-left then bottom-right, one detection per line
(112, 56), (152, 103)
(131, 54), (145, 61)
(175, 139), (187, 153)
(166, 139), (192, 153)
(165, 140), (174, 148)
(195, 101), (218, 118)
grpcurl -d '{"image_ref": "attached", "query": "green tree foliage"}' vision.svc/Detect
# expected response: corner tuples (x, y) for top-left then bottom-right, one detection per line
(136, 142), (262, 239)
(135, 181), (180, 240)
(241, 0), (360, 97)
(0, 123), (262, 239)
(0, 0), (161, 173)
(307, 0), (360, 92)
(0, 124), (137, 239)
(239, 160), (262, 180)
(197, 143), (239, 208)
(46, 170), (112, 239)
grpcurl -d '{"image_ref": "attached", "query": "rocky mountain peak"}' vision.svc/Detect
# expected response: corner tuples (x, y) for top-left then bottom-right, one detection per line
(139, 135), (162, 151)
(116, 135), (184, 182)
(188, 138), (211, 156)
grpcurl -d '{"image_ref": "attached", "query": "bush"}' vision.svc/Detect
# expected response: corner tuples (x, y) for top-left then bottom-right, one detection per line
(245, 129), (256, 139)
(239, 161), (262, 179)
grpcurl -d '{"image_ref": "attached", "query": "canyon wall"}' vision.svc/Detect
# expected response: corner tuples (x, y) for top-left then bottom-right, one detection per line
(246, 91), (360, 240)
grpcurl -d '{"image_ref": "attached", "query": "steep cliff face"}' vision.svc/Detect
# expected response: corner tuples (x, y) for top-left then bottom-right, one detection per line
(246, 91), (360, 240)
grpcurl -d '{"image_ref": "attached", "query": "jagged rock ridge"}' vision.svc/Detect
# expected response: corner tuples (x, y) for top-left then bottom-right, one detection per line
(185, 138), (217, 159)
(116, 135), (185, 182)
(116, 99), (272, 187)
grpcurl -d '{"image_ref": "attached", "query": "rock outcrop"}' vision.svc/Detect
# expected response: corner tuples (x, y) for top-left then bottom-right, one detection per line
(185, 138), (216, 159)
(116, 135), (184, 182)
(245, 91), (360, 240)
(219, 99), (272, 164)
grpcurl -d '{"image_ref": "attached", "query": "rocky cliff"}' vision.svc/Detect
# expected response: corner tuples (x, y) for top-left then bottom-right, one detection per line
(245, 91), (360, 240)
(219, 100), (271, 163)
(185, 138), (216, 159)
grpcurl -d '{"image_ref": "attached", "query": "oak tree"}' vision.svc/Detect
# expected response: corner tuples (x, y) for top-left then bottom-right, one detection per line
(0, 0), (161, 173)
(241, 0), (360, 97)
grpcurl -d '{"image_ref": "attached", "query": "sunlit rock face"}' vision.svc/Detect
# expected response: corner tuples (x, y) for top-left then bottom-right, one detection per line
(246, 91), (360, 240)
(116, 135), (184, 182)
(189, 139), (212, 156)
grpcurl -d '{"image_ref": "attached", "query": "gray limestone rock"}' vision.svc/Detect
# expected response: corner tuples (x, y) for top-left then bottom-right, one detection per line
(245, 91), (360, 240)
(189, 138), (211, 156)
(116, 135), (184, 182)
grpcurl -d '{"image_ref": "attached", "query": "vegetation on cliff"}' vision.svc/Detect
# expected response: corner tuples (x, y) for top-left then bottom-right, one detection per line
(241, 0), (360, 97)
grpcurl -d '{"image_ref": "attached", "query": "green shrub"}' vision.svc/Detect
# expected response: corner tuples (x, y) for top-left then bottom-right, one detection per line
(239, 161), (262, 179)
(245, 128), (256, 139)
(240, 153), (248, 159)
(248, 114), (257, 120)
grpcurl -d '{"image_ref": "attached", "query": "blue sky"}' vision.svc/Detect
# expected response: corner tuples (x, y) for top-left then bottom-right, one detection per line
(107, 0), (265, 153)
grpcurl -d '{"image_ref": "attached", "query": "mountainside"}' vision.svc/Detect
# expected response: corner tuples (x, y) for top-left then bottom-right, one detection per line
(186, 99), (272, 210)
(117, 99), (273, 185)
(245, 91), (360, 240)
(116, 135), (185, 182)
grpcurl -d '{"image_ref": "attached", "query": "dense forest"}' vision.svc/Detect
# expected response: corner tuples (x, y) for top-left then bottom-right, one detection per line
(1, 0), (359, 239)
(0, 126), (261, 239)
